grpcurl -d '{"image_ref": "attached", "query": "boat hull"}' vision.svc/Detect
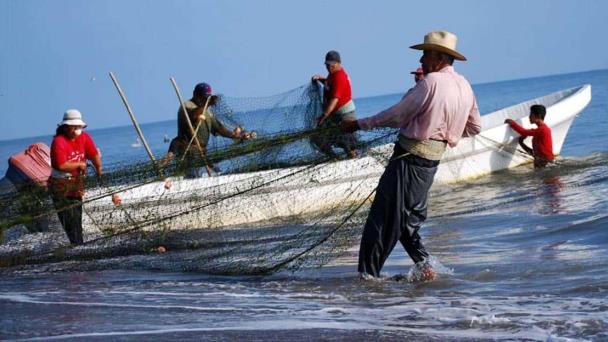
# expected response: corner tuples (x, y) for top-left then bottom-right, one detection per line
(83, 85), (592, 233)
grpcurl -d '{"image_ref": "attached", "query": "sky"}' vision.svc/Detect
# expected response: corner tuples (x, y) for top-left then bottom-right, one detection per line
(1, 0), (607, 141)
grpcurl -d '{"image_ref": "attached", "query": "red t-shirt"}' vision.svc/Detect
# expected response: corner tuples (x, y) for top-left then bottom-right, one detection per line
(509, 121), (554, 161)
(51, 131), (98, 178)
(325, 68), (353, 113)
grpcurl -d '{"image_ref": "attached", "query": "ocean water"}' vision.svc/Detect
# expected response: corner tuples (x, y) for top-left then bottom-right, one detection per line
(1, 70), (607, 341)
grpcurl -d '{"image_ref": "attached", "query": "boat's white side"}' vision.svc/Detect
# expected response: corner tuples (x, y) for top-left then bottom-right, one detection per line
(83, 85), (591, 232)
(436, 84), (591, 183)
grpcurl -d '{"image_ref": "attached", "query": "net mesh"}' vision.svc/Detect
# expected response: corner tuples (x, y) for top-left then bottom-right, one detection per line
(0, 82), (398, 274)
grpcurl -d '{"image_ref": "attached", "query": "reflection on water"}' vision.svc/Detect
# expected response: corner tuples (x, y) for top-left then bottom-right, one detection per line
(540, 175), (564, 214)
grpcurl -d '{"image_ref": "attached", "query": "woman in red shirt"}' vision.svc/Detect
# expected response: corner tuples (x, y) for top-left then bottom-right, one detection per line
(49, 109), (104, 245)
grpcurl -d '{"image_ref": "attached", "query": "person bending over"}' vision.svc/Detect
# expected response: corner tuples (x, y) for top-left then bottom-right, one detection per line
(311, 50), (358, 159)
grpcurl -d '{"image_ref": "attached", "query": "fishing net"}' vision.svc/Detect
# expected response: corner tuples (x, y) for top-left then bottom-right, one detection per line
(2, 81), (575, 273)
(0, 81), (398, 274)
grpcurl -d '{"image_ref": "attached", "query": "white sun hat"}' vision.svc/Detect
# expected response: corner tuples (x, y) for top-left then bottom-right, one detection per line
(58, 109), (87, 127)
(410, 30), (467, 61)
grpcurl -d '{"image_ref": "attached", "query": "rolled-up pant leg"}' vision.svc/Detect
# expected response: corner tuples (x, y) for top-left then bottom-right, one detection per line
(358, 157), (437, 277)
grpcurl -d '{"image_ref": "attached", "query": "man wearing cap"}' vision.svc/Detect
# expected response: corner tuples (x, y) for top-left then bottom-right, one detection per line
(341, 31), (481, 280)
(49, 109), (117, 245)
(311, 50), (358, 159)
(164, 82), (247, 177)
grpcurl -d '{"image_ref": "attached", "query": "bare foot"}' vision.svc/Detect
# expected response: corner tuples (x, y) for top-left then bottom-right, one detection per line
(419, 265), (437, 282)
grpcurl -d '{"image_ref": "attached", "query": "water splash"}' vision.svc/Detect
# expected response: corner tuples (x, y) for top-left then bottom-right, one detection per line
(406, 256), (454, 283)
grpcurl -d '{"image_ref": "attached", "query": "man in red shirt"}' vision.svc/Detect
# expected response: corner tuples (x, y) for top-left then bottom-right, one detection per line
(311, 50), (358, 159)
(505, 104), (554, 168)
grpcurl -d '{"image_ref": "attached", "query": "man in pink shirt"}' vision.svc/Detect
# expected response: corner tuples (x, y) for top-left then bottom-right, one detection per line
(342, 31), (481, 280)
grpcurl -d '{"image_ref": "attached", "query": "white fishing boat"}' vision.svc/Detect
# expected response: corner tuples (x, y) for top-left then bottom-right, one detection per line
(83, 85), (592, 233)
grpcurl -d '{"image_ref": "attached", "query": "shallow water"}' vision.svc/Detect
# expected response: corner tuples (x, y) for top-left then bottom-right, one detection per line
(1, 70), (608, 340)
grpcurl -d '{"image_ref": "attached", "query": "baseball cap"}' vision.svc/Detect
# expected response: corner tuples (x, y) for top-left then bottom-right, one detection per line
(194, 82), (213, 96)
(324, 50), (341, 65)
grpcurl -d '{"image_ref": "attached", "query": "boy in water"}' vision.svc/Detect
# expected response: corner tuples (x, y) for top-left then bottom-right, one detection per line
(505, 104), (554, 168)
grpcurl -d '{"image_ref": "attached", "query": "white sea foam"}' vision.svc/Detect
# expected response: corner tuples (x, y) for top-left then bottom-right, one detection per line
(0, 293), (284, 313)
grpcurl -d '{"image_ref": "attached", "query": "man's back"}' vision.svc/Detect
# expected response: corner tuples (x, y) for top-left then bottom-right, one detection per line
(408, 66), (478, 145)
(532, 123), (554, 160)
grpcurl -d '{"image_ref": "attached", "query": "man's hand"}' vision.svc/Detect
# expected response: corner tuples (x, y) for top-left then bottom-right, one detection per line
(193, 106), (206, 121)
(504, 119), (514, 125)
(311, 74), (324, 81)
(232, 127), (254, 143)
(340, 118), (360, 133)
(77, 162), (87, 173)
(317, 114), (329, 126)
(242, 131), (256, 140)
(233, 126), (242, 139)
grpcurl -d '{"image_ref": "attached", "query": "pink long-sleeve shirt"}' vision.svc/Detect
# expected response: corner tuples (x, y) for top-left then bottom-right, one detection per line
(358, 66), (481, 147)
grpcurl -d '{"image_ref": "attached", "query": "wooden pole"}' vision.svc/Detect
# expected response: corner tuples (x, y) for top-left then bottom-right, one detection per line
(169, 77), (212, 176)
(180, 96), (211, 165)
(108, 72), (162, 176)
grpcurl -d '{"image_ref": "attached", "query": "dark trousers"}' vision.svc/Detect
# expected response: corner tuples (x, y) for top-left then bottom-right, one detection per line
(518, 137), (550, 168)
(311, 111), (358, 157)
(358, 147), (439, 277)
(52, 196), (84, 245)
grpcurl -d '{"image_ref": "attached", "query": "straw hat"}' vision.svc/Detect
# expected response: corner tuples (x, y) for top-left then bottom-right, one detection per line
(410, 31), (466, 61)
(58, 109), (87, 127)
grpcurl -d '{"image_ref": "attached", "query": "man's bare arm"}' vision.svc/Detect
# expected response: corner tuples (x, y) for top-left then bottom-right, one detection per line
(318, 98), (339, 125)
(90, 153), (103, 176)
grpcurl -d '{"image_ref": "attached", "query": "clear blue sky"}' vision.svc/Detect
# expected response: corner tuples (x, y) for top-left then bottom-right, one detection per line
(1, 0), (607, 141)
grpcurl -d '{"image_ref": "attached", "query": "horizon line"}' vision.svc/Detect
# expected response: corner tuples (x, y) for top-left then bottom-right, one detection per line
(1, 67), (605, 144)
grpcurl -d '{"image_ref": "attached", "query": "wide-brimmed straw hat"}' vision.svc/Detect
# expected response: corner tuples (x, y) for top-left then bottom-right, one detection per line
(410, 31), (466, 61)
(58, 109), (87, 127)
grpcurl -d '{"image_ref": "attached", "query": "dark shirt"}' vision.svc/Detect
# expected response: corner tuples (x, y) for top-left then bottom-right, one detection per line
(176, 100), (224, 150)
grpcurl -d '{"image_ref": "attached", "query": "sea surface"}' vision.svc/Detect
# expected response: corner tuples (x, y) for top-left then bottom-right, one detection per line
(1, 70), (607, 341)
